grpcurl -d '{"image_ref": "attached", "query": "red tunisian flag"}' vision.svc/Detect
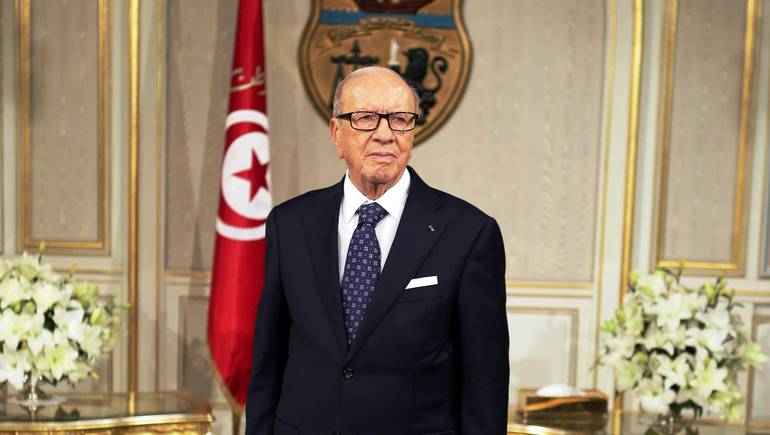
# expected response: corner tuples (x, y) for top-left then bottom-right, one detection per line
(208, 0), (271, 409)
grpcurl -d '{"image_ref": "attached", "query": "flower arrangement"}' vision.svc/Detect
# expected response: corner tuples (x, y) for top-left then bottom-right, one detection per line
(0, 251), (121, 390)
(598, 269), (767, 422)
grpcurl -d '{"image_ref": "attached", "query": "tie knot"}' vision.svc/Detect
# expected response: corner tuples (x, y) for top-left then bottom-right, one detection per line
(357, 202), (387, 226)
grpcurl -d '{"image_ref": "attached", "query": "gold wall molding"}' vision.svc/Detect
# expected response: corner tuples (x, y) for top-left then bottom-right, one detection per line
(653, 0), (757, 275)
(16, 0), (110, 253)
(155, 0), (165, 392)
(128, 0), (140, 396)
(736, 289), (770, 298)
(507, 290), (593, 300)
(0, 0), (3, 256)
(505, 281), (593, 290)
(761, 14), (770, 279)
(166, 269), (212, 279)
(614, 0), (645, 416)
(53, 266), (123, 276)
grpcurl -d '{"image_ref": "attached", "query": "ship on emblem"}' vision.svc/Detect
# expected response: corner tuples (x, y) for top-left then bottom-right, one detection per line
(299, 0), (472, 145)
(354, 0), (434, 14)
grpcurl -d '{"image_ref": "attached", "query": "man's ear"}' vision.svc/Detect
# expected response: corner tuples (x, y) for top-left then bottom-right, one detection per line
(330, 118), (344, 159)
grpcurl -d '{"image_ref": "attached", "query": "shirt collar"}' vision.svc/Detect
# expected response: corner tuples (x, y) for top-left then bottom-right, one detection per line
(341, 169), (411, 224)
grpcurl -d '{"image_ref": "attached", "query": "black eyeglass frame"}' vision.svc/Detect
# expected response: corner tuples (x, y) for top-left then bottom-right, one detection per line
(335, 111), (420, 132)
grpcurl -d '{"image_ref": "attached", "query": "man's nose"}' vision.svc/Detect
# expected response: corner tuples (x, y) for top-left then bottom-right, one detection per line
(372, 115), (395, 143)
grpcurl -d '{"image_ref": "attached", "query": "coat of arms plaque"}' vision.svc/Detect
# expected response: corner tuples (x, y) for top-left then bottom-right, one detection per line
(299, 0), (472, 145)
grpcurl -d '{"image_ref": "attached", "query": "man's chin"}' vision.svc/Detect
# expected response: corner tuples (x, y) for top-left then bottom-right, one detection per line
(362, 168), (401, 187)
(364, 165), (405, 185)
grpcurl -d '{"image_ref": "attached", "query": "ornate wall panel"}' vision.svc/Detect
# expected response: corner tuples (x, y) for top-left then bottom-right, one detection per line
(164, 0), (237, 272)
(763, 140), (770, 276)
(18, 0), (108, 252)
(410, 0), (606, 283)
(159, 283), (230, 435)
(0, 1), (3, 254)
(655, 0), (755, 273)
(748, 307), (770, 422)
(178, 296), (217, 400)
(506, 307), (578, 404)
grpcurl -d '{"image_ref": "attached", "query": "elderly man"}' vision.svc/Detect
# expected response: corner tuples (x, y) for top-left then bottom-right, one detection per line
(246, 66), (509, 435)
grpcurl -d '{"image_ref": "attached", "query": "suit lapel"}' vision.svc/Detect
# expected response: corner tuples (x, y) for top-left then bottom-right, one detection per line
(345, 169), (445, 364)
(304, 180), (347, 355)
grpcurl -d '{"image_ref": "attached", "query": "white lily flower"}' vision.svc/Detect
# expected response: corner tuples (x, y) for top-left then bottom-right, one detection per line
(675, 386), (708, 408)
(688, 326), (728, 354)
(724, 403), (743, 423)
(67, 299), (84, 312)
(668, 325), (689, 349)
(637, 376), (676, 415)
(690, 357), (728, 398)
(27, 329), (52, 356)
(17, 252), (41, 281)
(602, 332), (636, 366)
(637, 273), (667, 299)
(67, 361), (93, 384)
(623, 304), (644, 336)
(656, 352), (691, 390)
(702, 328), (729, 354)
(710, 384), (742, 412)
(73, 281), (99, 308)
(741, 342), (768, 367)
(53, 307), (86, 344)
(81, 324), (104, 357)
(37, 262), (59, 282)
(643, 323), (674, 355)
(681, 290), (707, 313)
(60, 282), (74, 304)
(697, 299), (731, 330)
(32, 280), (62, 312)
(0, 310), (35, 351)
(36, 341), (79, 381)
(648, 292), (692, 332)
(0, 277), (28, 309)
(0, 350), (32, 389)
(616, 359), (642, 392)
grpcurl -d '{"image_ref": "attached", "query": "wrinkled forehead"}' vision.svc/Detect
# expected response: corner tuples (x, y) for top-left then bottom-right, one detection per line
(340, 73), (416, 112)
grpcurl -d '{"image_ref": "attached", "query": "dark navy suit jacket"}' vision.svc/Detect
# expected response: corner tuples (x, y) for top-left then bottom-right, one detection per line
(245, 167), (509, 435)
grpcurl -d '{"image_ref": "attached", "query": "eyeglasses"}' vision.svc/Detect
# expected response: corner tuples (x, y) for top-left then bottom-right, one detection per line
(336, 111), (419, 132)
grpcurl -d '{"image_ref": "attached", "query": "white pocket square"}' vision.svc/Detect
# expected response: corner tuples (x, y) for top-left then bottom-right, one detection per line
(405, 276), (438, 289)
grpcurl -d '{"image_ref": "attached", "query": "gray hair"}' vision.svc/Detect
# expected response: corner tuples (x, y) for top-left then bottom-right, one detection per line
(331, 66), (421, 117)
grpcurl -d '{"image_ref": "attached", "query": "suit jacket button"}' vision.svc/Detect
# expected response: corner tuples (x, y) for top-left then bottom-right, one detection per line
(343, 368), (354, 380)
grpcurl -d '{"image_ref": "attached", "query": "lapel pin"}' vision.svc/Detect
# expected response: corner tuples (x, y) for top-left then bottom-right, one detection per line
(427, 224), (437, 232)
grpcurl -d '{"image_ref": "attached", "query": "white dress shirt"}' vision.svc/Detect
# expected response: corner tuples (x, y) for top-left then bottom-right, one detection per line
(338, 169), (411, 281)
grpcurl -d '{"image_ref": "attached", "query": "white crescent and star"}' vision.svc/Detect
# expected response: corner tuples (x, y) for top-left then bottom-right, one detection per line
(216, 110), (272, 241)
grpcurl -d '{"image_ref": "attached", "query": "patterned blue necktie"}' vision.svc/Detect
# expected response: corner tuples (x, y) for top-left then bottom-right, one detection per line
(341, 202), (388, 344)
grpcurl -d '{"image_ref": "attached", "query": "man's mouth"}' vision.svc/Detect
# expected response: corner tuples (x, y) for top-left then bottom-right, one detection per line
(368, 152), (397, 161)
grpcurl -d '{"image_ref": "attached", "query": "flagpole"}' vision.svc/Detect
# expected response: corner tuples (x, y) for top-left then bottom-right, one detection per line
(233, 409), (243, 435)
